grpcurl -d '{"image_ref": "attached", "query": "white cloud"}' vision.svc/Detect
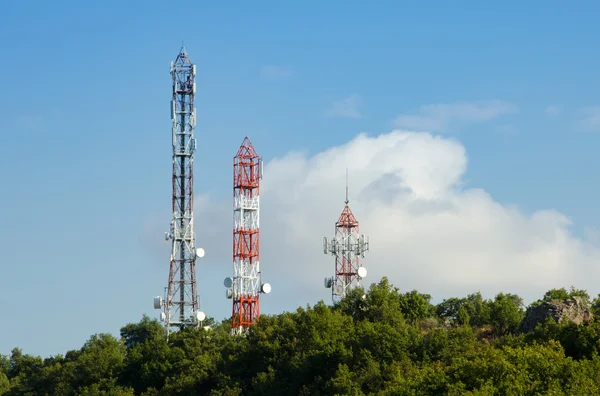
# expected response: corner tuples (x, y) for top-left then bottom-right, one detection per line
(394, 100), (519, 131)
(328, 94), (364, 118)
(260, 65), (293, 78)
(578, 106), (600, 131)
(545, 104), (564, 116)
(145, 130), (600, 321)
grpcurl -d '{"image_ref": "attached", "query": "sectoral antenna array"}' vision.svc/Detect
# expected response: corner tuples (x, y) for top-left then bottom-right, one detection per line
(323, 171), (370, 302)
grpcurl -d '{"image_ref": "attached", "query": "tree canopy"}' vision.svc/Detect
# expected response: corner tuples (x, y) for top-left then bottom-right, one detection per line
(4, 277), (600, 395)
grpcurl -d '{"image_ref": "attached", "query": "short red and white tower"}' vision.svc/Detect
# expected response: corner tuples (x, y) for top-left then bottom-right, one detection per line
(224, 137), (271, 334)
(323, 172), (370, 302)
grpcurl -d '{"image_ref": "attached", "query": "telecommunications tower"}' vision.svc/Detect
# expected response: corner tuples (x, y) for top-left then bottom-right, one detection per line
(153, 46), (206, 337)
(224, 137), (271, 335)
(323, 171), (370, 302)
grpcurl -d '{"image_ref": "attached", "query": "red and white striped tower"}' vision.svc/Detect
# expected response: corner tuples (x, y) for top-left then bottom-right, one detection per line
(324, 171), (370, 302)
(224, 137), (271, 335)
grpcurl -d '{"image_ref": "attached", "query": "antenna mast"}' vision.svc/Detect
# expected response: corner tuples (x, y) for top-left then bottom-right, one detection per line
(345, 168), (349, 205)
(225, 137), (271, 335)
(323, 170), (370, 302)
(154, 46), (206, 337)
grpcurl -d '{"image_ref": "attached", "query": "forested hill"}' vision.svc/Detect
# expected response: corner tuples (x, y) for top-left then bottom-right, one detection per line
(4, 278), (600, 395)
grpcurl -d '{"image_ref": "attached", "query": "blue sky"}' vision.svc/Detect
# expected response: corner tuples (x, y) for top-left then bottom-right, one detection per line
(2, 0), (600, 357)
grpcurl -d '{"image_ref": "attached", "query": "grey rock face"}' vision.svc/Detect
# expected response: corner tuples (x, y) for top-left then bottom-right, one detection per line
(519, 297), (593, 333)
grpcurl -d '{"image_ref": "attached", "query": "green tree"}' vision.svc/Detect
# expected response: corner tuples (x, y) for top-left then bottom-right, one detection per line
(437, 293), (492, 327)
(72, 333), (126, 393)
(465, 292), (492, 327)
(590, 294), (600, 317)
(489, 293), (525, 336)
(325, 363), (364, 395)
(398, 290), (436, 323)
(120, 316), (174, 393)
(353, 277), (408, 327)
(543, 287), (590, 305)
(0, 354), (8, 375)
(120, 315), (164, 350)
(0, 372), (9, 394)
(159, 325), (224, 394)
(436, 297), (467, 325)
(3, 348), (46, 395)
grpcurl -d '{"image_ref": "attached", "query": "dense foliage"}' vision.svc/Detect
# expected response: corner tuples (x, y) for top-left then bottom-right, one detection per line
(5, 278), (600, 395)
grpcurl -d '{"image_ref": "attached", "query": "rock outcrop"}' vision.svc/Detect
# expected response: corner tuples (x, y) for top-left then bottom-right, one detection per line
(519, 297), (593, 333)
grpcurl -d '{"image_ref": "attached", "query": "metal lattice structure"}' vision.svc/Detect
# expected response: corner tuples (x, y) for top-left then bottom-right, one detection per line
(224, 137), (271, 335)
(323, 172), (370, 302)
(154, 46), (205, 337)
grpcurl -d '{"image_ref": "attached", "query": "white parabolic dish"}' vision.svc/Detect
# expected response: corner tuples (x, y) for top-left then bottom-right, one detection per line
(223, 277), (233, 288)
(196, 248), (205, 258)
(357, 266), (367, 278)
(196, 311), (206, 322)
(261, 283), (272, 294)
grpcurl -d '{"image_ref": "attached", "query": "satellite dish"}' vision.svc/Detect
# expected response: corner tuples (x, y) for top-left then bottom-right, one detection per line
(223, 277), (233, 288)
(196, 311), (206, 322)
(261, 283), (272, 294)
(357, 266), (367, 278)
(196, 248), (205, 258)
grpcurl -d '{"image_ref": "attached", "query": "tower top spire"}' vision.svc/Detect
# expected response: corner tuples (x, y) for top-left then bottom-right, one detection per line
(174, 44), (192, 66)
(345, 168), (349, 205)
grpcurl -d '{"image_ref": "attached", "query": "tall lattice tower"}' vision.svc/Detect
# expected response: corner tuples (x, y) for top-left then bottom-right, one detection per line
(323, 172), (370, 302)
(224, 137), (271, 335)
(154, 46), (206, 337)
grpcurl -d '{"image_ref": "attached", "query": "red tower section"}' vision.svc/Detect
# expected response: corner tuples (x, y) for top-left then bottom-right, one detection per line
(334, 205), (360, 288)
(231, 137), (263, 333)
